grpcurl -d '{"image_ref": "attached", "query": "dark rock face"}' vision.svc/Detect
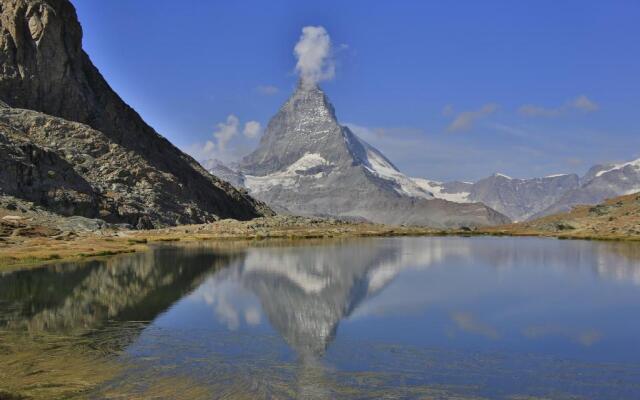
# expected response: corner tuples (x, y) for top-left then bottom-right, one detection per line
(0, 0), (270, 227)
(236, 83), (510, 228)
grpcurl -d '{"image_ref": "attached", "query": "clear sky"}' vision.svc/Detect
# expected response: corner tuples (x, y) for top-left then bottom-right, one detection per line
(73, 0), (640, 181)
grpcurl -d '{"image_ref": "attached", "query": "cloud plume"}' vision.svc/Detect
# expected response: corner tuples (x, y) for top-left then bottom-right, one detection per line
(243, 121), (262, 138)
(213, 115), (240, 151)
(447, 103), (499, 132)
(294, 26), (335, 87)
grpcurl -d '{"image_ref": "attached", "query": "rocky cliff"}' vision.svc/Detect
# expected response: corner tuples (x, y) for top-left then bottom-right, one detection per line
(0, 0), (270, 228)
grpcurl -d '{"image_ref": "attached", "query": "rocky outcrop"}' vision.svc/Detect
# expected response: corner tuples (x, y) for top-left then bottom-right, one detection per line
(0, 0), (270, 228)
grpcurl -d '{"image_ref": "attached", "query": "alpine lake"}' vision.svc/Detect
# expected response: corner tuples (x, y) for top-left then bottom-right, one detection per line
(2, 236), (640, 399)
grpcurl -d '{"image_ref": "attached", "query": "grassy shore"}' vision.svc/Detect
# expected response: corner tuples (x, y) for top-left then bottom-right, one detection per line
(2, 192), (640, 271)
(478, 192), (640, 241)
(0, 216), (443, 270)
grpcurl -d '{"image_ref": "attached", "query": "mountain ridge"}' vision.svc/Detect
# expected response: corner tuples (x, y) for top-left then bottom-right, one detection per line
(414, 157), (640, 222)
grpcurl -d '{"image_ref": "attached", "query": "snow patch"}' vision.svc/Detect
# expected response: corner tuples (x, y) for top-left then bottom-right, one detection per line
(411, 178), (472, 203)
(245, 152), (331, 193)
(494, 173), (512, 179)
(545, 174), (569, 178)
(356, 139), (433, 199)
(595, 158), (640, 177)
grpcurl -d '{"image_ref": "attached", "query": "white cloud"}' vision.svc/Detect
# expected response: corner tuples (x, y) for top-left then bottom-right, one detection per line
(256, 85), (279, 95)
(185, 115), (261, 164)
(213, 114), (240, 151)
(519, 95), (599, 117)
(243, 121), (262, 138)
(294, 26), (335, 87)
(447, 103), (499, 132)
(202, 140), (215, 155)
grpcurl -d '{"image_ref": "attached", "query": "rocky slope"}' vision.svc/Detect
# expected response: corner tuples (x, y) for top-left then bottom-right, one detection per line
(0, 0), (269, 228)
(225, 82), (509, 228)
(484, 192), (640, 239)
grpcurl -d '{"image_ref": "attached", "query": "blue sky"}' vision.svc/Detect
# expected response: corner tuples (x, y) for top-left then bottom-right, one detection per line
(73, 0), (640, 181)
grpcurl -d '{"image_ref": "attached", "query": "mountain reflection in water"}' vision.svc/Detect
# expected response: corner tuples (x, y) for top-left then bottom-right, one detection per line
(1, 237), (640, 399)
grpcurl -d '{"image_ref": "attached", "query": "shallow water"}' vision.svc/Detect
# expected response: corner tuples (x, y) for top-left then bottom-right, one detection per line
(2, 237), (640, 399)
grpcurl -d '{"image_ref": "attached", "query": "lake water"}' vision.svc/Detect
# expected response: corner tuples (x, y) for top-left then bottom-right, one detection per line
(2, 237), (640, 399)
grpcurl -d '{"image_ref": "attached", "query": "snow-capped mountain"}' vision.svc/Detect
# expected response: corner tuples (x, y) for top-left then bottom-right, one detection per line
(410, 156), (640, 222)
(201, 158), (245, 188)
(413, 173), (581, 221)
(233, 82), (509, 228)
(531, 157), (640, 218)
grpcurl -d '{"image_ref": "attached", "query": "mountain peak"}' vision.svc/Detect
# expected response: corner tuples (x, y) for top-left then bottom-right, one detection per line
(240, 82), (345, 175)
(285, 81), (337, 121)
(236, 78), (510, 228)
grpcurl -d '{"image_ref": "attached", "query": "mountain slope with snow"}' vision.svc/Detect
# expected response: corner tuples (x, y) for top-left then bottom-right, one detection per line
(410, 156), (640, 222)
(234, 82), (509, 228)
(411, 174), (580, 221)
(532, 157), (640, 218)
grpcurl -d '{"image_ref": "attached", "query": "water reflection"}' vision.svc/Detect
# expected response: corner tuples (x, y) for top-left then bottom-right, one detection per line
(196, 237), (640, 352)
(0, 246), (241, 345)
(1, 237), (640, 399)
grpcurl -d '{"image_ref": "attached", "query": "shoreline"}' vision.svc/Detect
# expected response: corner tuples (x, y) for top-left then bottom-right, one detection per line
(2, 214), (639, 271)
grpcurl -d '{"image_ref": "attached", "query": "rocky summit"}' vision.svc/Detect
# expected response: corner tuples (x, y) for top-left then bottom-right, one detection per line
(0, 0), (270, 228)
(231, 82), (510, 228)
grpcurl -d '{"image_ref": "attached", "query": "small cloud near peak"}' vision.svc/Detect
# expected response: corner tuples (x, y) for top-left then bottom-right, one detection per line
(294, 26), (335, 87)
(243, 121), (262, 138)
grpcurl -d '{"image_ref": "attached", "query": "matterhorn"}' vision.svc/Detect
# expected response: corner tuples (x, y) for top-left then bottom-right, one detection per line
(215, 81), (510, 228)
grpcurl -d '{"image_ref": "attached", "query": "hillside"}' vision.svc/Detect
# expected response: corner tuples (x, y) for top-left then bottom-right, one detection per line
(0, 0), (270, 228)
(484, 192), (640, 240)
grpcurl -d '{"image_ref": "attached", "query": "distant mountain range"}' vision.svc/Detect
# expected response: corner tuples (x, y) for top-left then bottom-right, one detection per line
(207, 82), (510, 228)
(412, 158), (640, 221)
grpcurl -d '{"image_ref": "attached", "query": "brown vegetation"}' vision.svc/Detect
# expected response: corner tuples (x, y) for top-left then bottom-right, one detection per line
(480, 192), (640, 241)
(2, 193), (639, 271)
